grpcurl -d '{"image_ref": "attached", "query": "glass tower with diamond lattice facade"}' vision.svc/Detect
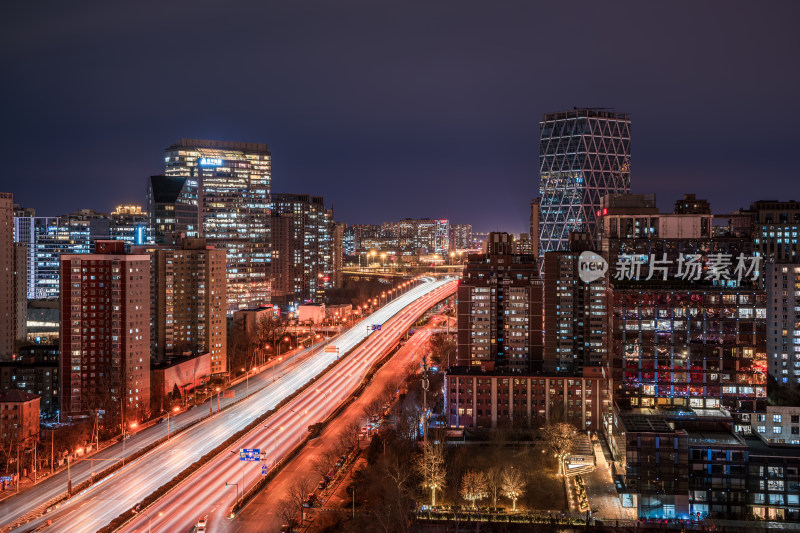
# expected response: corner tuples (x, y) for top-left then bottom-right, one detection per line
(539, 108), (631, 255)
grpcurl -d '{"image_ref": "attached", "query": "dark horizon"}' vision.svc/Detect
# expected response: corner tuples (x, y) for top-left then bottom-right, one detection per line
(2, 1), (799, 233)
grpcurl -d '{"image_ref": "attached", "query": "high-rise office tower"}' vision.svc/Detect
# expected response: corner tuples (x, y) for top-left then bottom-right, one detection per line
(148, 237), (227, 374)
(1, 193), (27, 360)
(539, 108), (631, 253)
(766, 263), (800, 385)
(456, 233), (543, 373)
(165, 139), (271, 314)
(16, 210), (110, 300)
(543, 233), (610, 373)
(271, 194), (333, 306)
(60, 241), (150, 423)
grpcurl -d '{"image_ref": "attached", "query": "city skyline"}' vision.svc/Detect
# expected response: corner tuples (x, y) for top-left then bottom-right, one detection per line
(3, 2), (800, 232)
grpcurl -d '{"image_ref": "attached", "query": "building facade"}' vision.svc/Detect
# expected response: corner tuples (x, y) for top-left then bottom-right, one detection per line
(109, 205), (150, 245)
(539, 108), (631, 254)
(271, 194), (334, 307)
(60, 241), (150, 424)
(766, 263), (800, 385)
(456, 232), (543, 373)
(165, 139), (272, 314)
(147, 237), (227, 375)
(146, 174), (199, 242)
(449, 224), (473, 251)
(543, 233), (610, 373)
(1, 193), (27, 360)
(598, 194), (766, 424)
(445, 366), (608, 431)
(0, 390), (40, 444)
(0, 344), (59, 417)
(748, 200), (800, 264)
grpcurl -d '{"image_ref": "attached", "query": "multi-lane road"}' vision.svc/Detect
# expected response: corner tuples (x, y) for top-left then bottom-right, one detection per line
(8, 277), (454, 533)
(232, 321), (438, 533)
(0, 338), (326, 530)
(118, 280), (455, 533)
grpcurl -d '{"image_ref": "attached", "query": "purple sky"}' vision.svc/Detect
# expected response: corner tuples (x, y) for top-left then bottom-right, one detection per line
(2, 1), (799, 232)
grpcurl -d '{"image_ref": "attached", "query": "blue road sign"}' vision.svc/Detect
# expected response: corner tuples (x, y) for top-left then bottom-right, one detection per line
(0, 476), (12, 483)
(372, 324), (381, 331)
(261, 465), (269, 475)
(239, 448), (261, 461)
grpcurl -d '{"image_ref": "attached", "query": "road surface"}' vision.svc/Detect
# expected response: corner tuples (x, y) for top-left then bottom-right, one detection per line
(231, 323), (436, 532)
(9, 278), (454, 533)
(116, 281), (455, 533)
(0, 338), (325, 528)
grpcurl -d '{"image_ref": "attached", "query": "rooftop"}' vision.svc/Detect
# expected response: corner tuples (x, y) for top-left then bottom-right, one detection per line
(744, 435), (800, 458)
(542, 108), (629, 121)
(0, 389), (40, 403)
(686, 431), (745, 447)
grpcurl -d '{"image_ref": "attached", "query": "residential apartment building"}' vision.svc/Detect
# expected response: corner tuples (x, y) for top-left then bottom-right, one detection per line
(766, 263), (800, 384)
(271, 193), (334, 306)
(146, 237), (227, 375)
(1, 193), (27, 360)
(0, 390), (40, 444)
(0, 343), (59, 417)
(456, 232), (543, 373)
(543, 233), (610, 373)
(445, 365), (608, 431)
(60, 241), (150, 424)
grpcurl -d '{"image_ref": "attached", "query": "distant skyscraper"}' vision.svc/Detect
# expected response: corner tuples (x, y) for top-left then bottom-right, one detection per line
(449, 224), (473, 251)
(539, 108), (631, 253)
(165, 139), (272, 314)
(60, 241), (150, 423)
(271, 194), (333, 306)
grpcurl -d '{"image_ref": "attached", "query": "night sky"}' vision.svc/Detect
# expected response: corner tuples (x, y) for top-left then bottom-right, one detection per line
(2, 1), (799, 233)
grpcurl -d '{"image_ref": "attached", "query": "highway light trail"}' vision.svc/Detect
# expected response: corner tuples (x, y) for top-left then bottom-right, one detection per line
(11, 277), (454, 533)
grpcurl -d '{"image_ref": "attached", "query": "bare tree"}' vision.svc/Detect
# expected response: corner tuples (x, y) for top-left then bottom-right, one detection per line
(501, 466), (525, 511)
(277, 498), (297, 527)
(541, 422), (577, 477)
(414, 439), (446, 506)
(459, 469), (488, 509)
(311, 449), (337, 479)
(485, 465), (502, 508)
(362, 398), (384, 422)
(428, 334), (456, 369)
(286, 478), (314, 519)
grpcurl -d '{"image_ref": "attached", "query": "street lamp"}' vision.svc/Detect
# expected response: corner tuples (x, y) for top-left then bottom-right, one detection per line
(123, 422), (137, 466)
(264, 424), (285, 470)
(230, 450), (245, 506)
(167, 406), (180, 441)
(225, 481), (239, 509)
